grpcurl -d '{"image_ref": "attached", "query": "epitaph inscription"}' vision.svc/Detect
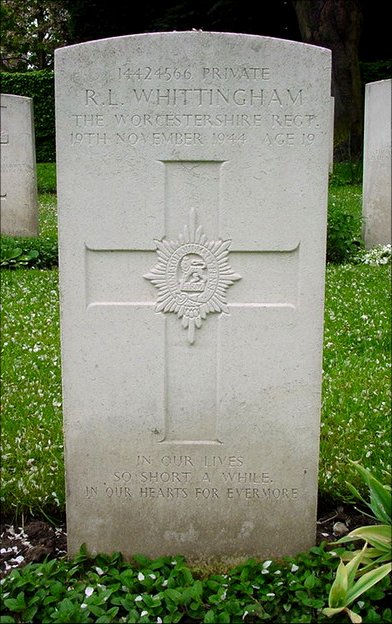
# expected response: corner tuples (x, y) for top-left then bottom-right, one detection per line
(144, 208), (241, 343)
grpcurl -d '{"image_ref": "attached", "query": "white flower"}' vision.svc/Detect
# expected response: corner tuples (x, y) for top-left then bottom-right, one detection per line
(242, 611), (249, 620)
(266, 593), (276, 597)
(135, 595), (143, 602)
(85, 587), (94, 597)
(157, 618), (163, 624)
(262, 560), (272, 569)
(291, 564), (299, 573)
(81, 603), (87, 609)
(141, 611), (148, 617)
(95, 566), (104, 576)
(138, 572), (145, 581)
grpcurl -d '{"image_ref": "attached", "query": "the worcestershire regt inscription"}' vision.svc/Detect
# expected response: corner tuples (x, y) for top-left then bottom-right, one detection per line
(144, 208), (241, 343)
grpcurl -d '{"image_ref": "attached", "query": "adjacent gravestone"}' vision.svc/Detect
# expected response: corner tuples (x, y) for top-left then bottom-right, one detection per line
(0, 94), (38, 236)
(55, 32), (332, 562)
(362, 79), (391, 248)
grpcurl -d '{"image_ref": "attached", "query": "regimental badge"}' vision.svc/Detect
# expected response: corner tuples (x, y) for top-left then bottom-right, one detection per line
(144, 209), (241, 344)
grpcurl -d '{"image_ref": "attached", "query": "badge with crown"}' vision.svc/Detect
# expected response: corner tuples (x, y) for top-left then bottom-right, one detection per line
(144, 209), (241, 344)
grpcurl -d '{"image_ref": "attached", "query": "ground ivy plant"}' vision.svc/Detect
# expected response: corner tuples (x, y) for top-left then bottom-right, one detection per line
(1, 543), (391, 623)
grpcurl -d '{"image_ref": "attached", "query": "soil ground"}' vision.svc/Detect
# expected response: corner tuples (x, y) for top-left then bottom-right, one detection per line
(0, 499), (376, 580)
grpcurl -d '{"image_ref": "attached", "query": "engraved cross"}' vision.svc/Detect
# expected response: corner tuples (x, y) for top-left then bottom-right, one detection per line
(86, 160), (299, 444)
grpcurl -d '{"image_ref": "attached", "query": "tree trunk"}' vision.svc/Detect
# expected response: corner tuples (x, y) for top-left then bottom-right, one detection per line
(292, 0), (363, 160)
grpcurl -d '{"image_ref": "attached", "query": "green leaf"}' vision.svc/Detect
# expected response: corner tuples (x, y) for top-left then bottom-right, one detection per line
(322, 607), (346, 618)
(132, 554), (152, 567)
(87, 604), (105, 617)
(345, 544), (369, 586)
(204, 610), (217, 623)
(343, 524), (391, 551)
(346, 608), (363, 624)
(304, 573), (317, 589)
(189, 579), (203, 599)
(346, 562), (392, 604)
(4, 592), (26, 613)
(3, 248), (22, 260)
(95, 607), (119, 623)
(328, 561), (349, 608)
(21, 605), (38, 621)
(164, 588), (183, 604)
(349, 462), (392, 524)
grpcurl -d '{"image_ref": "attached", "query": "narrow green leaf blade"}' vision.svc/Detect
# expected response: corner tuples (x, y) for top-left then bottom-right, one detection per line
(346, 562), (392, 605)
(328, 561), (349, 608)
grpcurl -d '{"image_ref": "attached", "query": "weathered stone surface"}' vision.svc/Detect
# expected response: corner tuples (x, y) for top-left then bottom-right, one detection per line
(55, 32), (332, 562)
(362, 79), (391, 248)
(0, 94), (38, 237)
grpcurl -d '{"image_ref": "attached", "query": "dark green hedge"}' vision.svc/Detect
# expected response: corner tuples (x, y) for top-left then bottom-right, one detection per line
(0, 70), (55, 162)
(360, 60), (392, 87)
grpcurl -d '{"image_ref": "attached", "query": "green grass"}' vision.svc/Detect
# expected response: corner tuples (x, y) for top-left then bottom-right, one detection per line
(0, 268), (64, 519)
(320, 263), (391, 500)
(327, 183), (363, 263)
(36, 163), (57, 194)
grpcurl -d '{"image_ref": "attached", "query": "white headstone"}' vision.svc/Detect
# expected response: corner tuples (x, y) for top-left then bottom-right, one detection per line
(0, 94), (38, 237)
(362, 79), (391, 248)
(55, 32), (332, 563)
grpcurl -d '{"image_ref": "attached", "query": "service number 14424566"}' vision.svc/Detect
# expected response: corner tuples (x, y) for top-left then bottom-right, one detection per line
(118, 67), (192, 81)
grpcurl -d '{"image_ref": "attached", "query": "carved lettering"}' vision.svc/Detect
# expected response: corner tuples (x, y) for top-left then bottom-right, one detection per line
(272, 114), (317, 127)
(202, 67), (270, 80)
(152, 132), (203, 145)
(204, 455), (244, 467)
(83, 88), (304, 108)
(140, 487), (188, 498)
(195, 487), (219, 498)
(136, 455), (152, 466)
(70, 132), (108, 145)
(72, 114), (105, 126)
(227, 487), (299, 499)
(160, 455), (194, 466)
(105, 486), (132, 497)
(140, 471), (192, 483)
(221, 472), (270, 483)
